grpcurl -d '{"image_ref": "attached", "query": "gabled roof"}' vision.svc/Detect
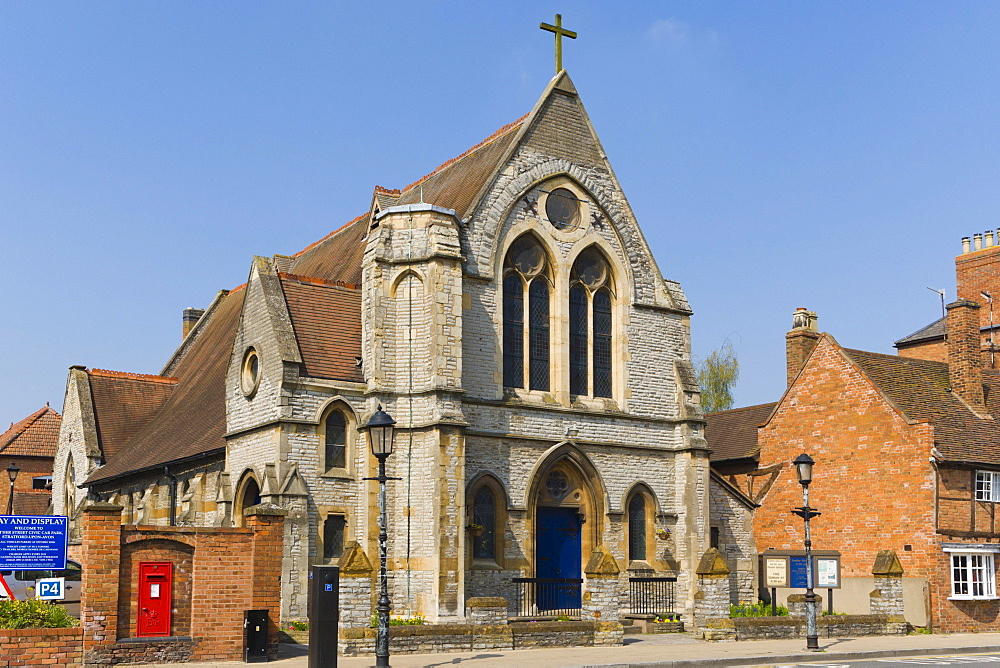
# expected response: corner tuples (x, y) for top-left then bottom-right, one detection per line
(87, 370), (177, 461)
(0, 405), (62, 458)
(278, 273), (363, 383)
(894, 316), (945, 347)
(85, 287), (246, 484)
(704, 402), (777, 462)
(13, 489), (51, 515)
(842, 348), (1000, 465)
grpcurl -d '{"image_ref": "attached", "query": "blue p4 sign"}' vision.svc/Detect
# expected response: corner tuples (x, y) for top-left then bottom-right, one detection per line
(36, 578), (64, 600)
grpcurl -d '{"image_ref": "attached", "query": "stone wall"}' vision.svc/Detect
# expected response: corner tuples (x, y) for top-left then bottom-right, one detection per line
(0, 627), (82, 667)
(702, 614), (909, 641)
(708, 476), (756, 604)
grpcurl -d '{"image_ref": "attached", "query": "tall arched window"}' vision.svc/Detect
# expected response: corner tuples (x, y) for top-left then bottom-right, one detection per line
(569, 248), (614, 397)
(503, 236), (551, 391)
(628, 494), (647, 562)
(324, 410), (347, 471)
(472, 486), (497, 560)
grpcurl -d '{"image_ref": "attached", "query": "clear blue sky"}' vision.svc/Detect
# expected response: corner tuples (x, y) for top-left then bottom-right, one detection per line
(3, 2), (1000, 424)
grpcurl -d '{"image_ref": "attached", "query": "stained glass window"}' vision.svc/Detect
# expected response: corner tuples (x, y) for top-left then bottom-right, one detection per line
(324, 514), (346, 560)
(325, 411), (346, 470)
(569, 285), (588, 396)
(473, 486), (497, 560)
(628, 495), (646, 562)
(593, 288), (612, 397)
(529, 279), (550, 391)
(503, 273), (524, 388)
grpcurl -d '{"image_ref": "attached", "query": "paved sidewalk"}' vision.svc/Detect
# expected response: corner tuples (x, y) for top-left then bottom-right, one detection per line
(146, 631), (1000, 668)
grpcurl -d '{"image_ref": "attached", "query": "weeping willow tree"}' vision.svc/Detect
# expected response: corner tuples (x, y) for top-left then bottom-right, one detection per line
(696, 340), (740, 413)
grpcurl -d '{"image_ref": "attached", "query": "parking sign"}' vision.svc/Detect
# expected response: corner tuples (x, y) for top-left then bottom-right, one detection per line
(36, 577), (65, 600)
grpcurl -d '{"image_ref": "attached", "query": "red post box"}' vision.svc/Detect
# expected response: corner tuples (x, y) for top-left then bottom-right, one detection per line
(137, 562), (172, 637)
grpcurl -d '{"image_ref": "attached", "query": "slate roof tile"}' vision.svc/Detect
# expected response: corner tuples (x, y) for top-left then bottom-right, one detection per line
(87, 370), (177, 461)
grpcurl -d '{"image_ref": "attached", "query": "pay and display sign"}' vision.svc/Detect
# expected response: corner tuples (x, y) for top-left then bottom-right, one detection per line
(0, 515), (68, 570)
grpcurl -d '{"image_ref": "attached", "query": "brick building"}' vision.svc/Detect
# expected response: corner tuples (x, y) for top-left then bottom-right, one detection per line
(52, 72), (751, 625)
(0, 405), (60, 515)
(710, 287), (1000, 630)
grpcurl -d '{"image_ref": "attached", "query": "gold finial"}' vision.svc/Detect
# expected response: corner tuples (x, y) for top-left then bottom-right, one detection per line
(540, 13), (577, 74)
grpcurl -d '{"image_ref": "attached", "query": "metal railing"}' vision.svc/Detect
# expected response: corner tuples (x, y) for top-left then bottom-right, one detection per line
(512, 577), (583, 618)
(628, 576), (677, 617)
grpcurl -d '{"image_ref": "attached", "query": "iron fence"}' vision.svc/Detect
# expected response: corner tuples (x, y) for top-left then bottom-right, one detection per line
(628, 576), (677, 617)
(511, 577), (583, 619)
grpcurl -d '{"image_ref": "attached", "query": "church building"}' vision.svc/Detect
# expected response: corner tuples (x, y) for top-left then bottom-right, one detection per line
(52, 71), (741, 623)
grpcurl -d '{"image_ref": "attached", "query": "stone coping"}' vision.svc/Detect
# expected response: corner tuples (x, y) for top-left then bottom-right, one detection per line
(116, 636), (195, 643)
(466, 596), (508, 608)
(340, 620), (612, 639)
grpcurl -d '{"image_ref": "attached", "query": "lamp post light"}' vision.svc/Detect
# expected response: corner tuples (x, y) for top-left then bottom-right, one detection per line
(6, 462), (20, 515)
(362, 405), (398, 668)
(791, 453), (821, 651)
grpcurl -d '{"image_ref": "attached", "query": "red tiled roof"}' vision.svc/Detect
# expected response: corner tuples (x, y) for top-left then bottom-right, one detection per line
(13, 489), (51, 515)
(279, 274), (363, 383)
(288, 116), (526, 285)
(88, 370), (177, 461)
(843, 348), (1000, 466)
(704, 403), (777, 462)
(86, 288), (246, 484)
(0, 405), (62, 459)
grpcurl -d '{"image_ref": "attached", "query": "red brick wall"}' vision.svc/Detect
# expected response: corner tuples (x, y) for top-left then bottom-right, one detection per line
(754, 337), (939, 580)
(0, 627), (82, 667)
(78, 503), (285, 664)
(118, 537), (194, 640)
(897, 340), (948, 363)
(956, 246), (1000, 329)
(0, 455), (53, 515)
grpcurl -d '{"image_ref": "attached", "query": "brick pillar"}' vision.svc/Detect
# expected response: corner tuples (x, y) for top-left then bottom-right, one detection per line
(582, 546), (623, 646)
(79, 501), (123, 663)
(694, 548), (734, 640)
(338, 541), (375, 629)
(246, 503), (287, 661)
(870, 549), (905, 617)
(947, 298), (985, 408)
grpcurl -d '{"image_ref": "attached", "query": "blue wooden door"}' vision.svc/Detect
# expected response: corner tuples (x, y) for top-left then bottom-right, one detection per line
(535, 506), (582, 610)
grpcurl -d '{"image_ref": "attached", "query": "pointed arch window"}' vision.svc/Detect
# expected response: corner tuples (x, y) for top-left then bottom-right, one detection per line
(569, 248), (614, 398)
(628, 494), (647, 562)
(503, 236), (551, 391)
(320, 405), (354, 475)
(472, 486), (497, 560)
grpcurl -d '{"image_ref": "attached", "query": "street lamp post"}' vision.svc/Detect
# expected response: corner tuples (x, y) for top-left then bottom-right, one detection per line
(362, 405), (398, 668)
(6, 462), (20, 515)
(791, 453), (821, 651)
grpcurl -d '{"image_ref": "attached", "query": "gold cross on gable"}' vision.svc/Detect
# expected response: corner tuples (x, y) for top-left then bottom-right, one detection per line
(540, 13), (577, 74)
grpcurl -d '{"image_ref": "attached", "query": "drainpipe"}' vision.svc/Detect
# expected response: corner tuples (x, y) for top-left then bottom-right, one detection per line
(164, 466), (178, 526)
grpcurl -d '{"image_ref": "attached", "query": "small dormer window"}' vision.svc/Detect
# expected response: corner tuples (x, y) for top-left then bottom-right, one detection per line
(241, 348), (261, 396)
(545, 188), (580, 230)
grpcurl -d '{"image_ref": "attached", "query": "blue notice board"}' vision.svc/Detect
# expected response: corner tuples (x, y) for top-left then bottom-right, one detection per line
(0, 515), (68, 570)
(789, 555), (809, 588)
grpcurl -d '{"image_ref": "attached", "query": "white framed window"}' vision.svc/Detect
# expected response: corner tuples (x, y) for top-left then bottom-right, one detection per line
(949, 551), (997, 599)
(976, 471), (1000, 502)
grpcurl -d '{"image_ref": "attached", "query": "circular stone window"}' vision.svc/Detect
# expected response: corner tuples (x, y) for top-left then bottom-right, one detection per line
(544, 188), (581, 230)
(241, 348), (261, 396)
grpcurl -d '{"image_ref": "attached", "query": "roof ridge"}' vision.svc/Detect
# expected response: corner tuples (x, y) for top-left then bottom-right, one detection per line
(397, 114), (529, 195)
(278, 272), (361, 290)
(88, 369), (179, 384)
(844, 347), (947, 367)
(291, 213), (369, 259)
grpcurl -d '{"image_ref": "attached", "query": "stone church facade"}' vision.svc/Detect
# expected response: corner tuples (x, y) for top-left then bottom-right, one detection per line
(53, 72), (747, 623)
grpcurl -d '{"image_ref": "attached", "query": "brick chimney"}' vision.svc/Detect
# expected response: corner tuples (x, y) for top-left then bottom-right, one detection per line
(786, 307), (820, 386)
(946, 298), (985, 409)
(182, 307), (205, 339)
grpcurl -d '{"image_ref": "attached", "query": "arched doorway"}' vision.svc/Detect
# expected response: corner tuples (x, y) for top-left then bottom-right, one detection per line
(526, 445), (606, 612)
(234, 473), (261, 527)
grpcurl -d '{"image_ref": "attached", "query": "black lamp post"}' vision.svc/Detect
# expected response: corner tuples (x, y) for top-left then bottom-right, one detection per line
(6, 462), (20, 515)
(791, 453), (821, 651)
(362, 405), (398, 667)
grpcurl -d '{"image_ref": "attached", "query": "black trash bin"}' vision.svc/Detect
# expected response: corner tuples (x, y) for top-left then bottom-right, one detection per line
(244, 608), (269, 663)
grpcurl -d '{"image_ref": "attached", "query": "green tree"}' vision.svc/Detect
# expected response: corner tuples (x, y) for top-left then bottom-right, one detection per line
(696, 340), (740, 413)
